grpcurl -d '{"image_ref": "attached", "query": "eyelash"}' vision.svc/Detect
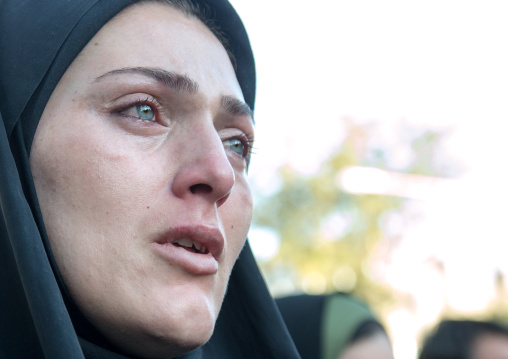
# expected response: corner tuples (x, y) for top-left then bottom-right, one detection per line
(112, 96), (255, 163)
(224, 134), (255, 162)
(114, 96), (164, 124)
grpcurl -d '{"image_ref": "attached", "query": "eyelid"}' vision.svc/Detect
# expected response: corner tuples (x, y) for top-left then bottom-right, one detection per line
(222, 131), (255, 165)
(110, 94), (167, 125)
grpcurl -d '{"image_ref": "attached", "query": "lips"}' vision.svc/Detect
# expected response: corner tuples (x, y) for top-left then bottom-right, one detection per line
(151, 225), (224, 275)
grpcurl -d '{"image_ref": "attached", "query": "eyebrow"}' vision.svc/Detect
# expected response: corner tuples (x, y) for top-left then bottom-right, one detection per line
(220, 95), (254, 123)
(94, 67), (199, 94)
(95, 66), (253, 122)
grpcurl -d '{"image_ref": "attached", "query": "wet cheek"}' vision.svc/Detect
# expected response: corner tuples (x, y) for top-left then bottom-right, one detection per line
(225, 184), (253, 256)
(32, 135), (83, 201)
(236, 180), (254, 224)
(35, 128), (146, 226)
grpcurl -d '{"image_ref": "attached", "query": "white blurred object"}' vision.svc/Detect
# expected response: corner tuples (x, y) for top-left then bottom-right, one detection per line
(248, 228), (280, 261)
(338, 166), (459, 200)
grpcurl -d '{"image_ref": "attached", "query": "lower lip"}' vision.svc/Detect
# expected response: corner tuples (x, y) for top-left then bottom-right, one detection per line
(151, 242), (219, 275)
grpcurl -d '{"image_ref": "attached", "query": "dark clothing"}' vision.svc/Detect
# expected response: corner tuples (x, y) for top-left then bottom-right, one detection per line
(276, 293), (377, 359)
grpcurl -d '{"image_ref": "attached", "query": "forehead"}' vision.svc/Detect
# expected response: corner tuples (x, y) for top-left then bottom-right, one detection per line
(65, 2), (243, 100)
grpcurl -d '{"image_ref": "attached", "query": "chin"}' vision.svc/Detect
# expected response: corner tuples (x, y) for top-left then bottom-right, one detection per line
(99, 295), (218, 359)
(104, 320), (215, 359)
(128, 333), (210, 359)
(148, 313), (216, 357)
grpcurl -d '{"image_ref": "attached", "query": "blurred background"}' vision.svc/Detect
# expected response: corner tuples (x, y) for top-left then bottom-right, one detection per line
(229, 1), (508, 358)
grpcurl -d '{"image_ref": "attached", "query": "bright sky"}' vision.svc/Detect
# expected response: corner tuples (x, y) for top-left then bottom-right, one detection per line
(231, 0), (508, 176)
(229, 1), (508, 358)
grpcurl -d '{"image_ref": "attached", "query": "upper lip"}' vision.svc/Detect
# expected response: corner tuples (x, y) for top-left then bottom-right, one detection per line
(155, 225), (224, 261)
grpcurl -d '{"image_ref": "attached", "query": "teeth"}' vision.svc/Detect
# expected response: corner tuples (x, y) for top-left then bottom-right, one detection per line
(194, 243), (205, 254)
(174, 238), (206, 254)
(175, 238), (193, 248)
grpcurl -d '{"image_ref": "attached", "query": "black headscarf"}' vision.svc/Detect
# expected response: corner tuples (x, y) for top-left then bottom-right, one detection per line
(419, 320), (508, 359)
(0, 1), (300, 358)
(276, 293), (379, 359)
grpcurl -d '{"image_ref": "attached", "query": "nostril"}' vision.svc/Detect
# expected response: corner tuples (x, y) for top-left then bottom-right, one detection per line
(189, 183), (213, 195)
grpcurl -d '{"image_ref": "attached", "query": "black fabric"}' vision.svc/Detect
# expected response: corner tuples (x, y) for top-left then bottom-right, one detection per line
(276, 293), (380, 359)
(276, 295), (326, 359)
(419, 320), (508, 359)
(0, 1), (298, 358)
(204, 247), (299, 358)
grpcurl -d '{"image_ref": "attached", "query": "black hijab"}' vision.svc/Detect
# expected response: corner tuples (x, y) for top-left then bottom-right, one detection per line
(419, 320), (508, 359)
(0, 1), (300, 358)
(276, 293), (379, 359)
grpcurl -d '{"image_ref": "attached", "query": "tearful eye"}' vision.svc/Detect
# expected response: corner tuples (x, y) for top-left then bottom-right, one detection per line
(224, 138), (246, 158)
(136, 104), (155, 121)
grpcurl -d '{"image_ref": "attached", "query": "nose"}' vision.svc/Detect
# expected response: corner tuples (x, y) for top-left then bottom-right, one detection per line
(171, 122), (235, 207)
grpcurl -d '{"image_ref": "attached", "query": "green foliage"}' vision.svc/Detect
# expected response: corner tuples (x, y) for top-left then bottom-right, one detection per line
(252, 119), (460, 310)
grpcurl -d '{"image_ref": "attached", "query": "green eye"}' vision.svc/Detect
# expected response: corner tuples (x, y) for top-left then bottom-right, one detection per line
(136, 104), (155, 121)
(224, 138), (246, 158)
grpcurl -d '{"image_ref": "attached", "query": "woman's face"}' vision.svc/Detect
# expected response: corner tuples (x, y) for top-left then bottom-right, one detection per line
(339, 332), (393, 359)
(472, 333), (508, 359)
(30, 3), (253, 358)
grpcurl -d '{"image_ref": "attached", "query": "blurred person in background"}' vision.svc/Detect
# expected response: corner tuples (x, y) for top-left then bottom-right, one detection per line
(419, 319), (508, 359)
(276, 293), (393, 359)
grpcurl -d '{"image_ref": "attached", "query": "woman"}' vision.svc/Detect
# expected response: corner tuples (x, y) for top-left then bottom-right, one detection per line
(276, 293), (393, 359)
(0, 1), (300, 358)
(419, 319), (508, 359)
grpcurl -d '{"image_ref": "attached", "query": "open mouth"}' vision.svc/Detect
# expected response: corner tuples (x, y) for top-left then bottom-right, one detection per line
(152, 226), (222, 274)
(172, 238), (208, 254)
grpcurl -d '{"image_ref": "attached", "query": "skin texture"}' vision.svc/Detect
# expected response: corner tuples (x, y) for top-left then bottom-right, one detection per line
(338, 332), (394, 359)
(472, 333), (508, 359)
(30, 3), (253, 358)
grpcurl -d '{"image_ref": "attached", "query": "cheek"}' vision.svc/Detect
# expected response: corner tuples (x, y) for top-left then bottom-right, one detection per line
(33, 110), (157, 213)
(30, 109), (171, 322)
(30, 108), (161, 275)
(211, 182), (252, 311)
(223, 177), (253, 261)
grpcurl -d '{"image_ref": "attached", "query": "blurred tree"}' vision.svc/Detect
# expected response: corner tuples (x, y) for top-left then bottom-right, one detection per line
(251, 118), (461, 311)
